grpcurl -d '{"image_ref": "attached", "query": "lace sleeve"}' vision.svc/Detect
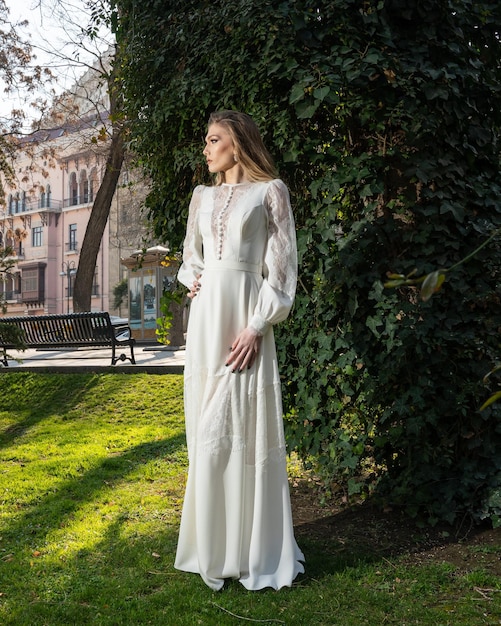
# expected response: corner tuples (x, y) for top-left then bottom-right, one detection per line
(177, 186), (205, 288)
(248, 179), (298, 334)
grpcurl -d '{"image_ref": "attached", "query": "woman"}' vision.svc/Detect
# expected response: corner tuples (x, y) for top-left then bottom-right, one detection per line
(174, 110), (304, 591)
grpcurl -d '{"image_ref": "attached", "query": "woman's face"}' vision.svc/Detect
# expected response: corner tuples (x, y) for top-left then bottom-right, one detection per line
(203, 123), (238, 175)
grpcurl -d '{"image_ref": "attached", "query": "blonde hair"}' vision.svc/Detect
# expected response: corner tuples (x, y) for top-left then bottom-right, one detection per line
(207, 110), (278, 185)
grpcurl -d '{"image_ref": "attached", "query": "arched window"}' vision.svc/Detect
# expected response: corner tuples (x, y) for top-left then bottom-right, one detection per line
(21, 191), (26, 211)
(69, 173), (78, 206)
(7, 194), (13, 214)
(80, 170), (89, 203)
(40, 188), (46, 208)
(14, 193), (20, 213)
(46, 184), (52, 208)
(89, 168), (99, 202)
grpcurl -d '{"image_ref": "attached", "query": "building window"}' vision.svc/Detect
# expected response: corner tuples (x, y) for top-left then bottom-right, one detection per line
(32, 226), (43, 247)
(46, 184), (52, 208)
(68, 224), (77, 251)
(91, 268), (100, 296)
(1, 273), (20, 301)
(21, 263), (45, 304)
(67, 273), (75, 298)
(90, 168), (99, 202)
(81, 170), (89, 203)
(22, 269), (38, 292)
(70, 172), (78, 205)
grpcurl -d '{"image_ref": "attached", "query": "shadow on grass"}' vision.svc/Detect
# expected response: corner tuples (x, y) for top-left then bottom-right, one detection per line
(2, 433), (187, 545)
(7, 510), (195, 626)
(292, 496), (495, 583)
(0, 373), (104, 448)
(1, 368), (189, 625)
(4, 442), (499, 624)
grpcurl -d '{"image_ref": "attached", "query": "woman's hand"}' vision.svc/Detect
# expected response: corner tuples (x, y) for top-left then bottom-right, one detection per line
(187, 275), (202, 299)
(226, 327), (263, 372)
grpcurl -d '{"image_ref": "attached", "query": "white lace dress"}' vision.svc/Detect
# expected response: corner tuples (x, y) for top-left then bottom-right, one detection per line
(174, 179), (305, 591)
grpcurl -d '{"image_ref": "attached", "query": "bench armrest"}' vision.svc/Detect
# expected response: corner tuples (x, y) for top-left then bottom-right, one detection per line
(113, 325), (132, 341)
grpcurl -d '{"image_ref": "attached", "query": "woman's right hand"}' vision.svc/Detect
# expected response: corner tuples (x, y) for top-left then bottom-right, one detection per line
(187, 276), (202, 299)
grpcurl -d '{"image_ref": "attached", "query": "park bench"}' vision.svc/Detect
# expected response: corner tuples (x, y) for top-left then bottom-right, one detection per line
(0, 312), (136, 366)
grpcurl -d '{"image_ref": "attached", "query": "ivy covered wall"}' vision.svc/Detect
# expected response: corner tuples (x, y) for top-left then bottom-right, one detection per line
(113, 0), (501, 526)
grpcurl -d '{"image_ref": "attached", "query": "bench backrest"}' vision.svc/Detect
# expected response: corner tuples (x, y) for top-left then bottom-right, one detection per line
(0, 312), (116, 348)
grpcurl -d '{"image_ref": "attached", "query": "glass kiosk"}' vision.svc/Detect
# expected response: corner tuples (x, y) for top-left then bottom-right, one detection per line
(121, 245), (184, 344)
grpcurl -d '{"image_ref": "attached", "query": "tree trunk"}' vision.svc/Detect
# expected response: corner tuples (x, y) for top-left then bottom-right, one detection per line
(73, 50), (125, 313)
(73, 127), (124, 312)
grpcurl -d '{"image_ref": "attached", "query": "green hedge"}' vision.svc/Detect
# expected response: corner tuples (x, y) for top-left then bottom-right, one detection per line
(113, 0), (501, 526)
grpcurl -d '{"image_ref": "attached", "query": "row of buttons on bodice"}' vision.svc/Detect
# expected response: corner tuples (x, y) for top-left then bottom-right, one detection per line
(216, 186), (234, 260)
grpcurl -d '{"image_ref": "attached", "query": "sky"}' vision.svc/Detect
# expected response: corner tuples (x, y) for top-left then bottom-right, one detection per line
(1, 0), (111, 122)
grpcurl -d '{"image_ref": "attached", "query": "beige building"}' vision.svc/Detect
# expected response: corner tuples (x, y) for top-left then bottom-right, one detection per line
(0, 59), (150, 319)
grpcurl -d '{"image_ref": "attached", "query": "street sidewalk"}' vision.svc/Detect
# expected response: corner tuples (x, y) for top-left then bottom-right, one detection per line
(0, 343), (185, 374)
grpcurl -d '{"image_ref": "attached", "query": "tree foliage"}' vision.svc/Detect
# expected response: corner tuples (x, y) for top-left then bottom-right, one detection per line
(1, 0), (120, 313)
(0, 0), (49, 202)
(113, 0), (501, 526)
(36, 1), (126, 313)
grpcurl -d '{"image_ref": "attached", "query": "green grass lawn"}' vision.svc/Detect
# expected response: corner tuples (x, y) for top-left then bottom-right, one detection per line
(0, 372), (499, 625)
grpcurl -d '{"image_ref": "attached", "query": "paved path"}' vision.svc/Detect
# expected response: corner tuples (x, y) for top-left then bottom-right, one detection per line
(0, 344), (185, 374)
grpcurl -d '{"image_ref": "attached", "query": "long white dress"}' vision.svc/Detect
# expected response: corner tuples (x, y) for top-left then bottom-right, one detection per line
(174, 179), (305, 591)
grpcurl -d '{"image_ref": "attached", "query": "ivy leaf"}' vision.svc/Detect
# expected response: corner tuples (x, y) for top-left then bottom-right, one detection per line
(289, 83), (306, 104)
(313, 86), (330, 101)
(366, 316), (382, 337)
(295, 100), (320, 119)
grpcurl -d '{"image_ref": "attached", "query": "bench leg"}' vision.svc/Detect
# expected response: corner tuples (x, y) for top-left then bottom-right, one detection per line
(111, 343), (136, 365)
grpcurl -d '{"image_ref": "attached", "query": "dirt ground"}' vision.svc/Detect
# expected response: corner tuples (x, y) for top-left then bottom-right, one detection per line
(290, 478), (501, 577)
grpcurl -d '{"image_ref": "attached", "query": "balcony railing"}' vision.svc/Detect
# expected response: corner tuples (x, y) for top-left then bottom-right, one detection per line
(65, 242), (79, 253)
(1, 291), (22, 303)
(63, 195), (94, 208)
(7, 199), (63, 214)
(5, 246), (25, 259)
